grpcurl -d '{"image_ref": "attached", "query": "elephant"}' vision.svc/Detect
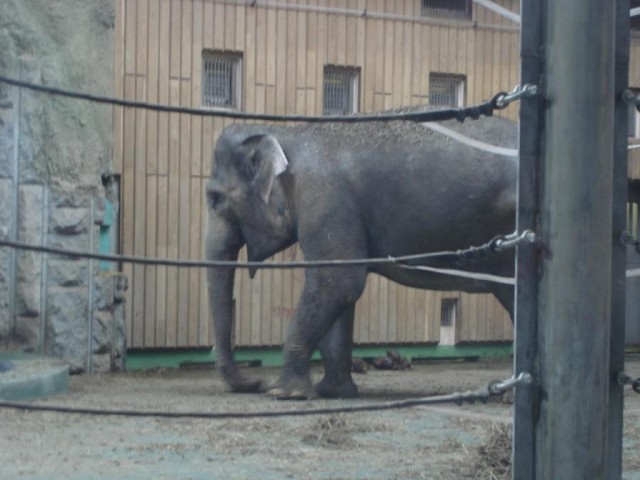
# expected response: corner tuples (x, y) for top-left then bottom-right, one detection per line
(205, 116), (518, 400)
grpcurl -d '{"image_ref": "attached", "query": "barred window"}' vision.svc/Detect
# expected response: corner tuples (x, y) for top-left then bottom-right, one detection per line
(202, 51), (242, 109)
(429, 73), (466, 107)
(323, 66), (360, 116)
(422, 0), (472, 19)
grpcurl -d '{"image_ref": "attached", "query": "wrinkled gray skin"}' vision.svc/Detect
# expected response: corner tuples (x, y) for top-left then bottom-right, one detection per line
(206, 117), (517, 399)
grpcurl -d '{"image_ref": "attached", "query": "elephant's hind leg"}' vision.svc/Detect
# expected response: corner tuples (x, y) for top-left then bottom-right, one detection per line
(315, 303), (358, 398)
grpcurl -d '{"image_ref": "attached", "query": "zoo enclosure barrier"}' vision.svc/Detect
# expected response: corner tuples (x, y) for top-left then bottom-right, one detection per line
(0, 74), (543, 415)
(0, 74), (638, 421)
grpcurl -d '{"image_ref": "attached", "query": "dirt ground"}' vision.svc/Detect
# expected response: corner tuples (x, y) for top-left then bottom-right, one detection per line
(1, 358), (639, 480)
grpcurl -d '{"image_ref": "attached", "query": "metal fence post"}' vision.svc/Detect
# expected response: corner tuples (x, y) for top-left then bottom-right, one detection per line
(533, 1), (616, 478)
(512, 0), (543, 478)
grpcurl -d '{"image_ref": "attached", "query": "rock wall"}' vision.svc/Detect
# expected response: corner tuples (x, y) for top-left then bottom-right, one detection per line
(0, 0), (126, 372)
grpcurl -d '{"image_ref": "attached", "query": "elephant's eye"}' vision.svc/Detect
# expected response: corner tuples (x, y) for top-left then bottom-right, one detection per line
(247, 151), (261, 177)
(207, 190), (225, 211)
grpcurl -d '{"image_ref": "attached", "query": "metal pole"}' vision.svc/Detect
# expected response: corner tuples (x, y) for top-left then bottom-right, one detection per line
(512, 0), (543, 478)
(609, 0), (630, 477)
(535, 1), (615, 478)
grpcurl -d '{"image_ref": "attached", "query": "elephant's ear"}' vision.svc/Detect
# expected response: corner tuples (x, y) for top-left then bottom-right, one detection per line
(241, 134), (289, 204)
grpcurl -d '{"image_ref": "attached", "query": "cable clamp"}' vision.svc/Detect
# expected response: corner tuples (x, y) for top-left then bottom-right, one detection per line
(488, 372), (533, 395)
(495, 84), (539, 109)
(618, 371), (640, 394)
(620, 231), (640, 254)
(623, 89), (640, 108)
(493, 229), (538, 251)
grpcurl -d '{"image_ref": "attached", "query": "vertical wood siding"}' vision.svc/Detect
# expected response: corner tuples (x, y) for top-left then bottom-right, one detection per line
(114, 0), (640, 349)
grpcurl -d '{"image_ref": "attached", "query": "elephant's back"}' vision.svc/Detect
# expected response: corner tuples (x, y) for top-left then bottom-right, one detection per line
(296, 113), (518, 152)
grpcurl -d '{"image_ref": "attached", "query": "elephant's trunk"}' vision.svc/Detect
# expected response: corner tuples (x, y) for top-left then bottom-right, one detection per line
(206, 217), (262, 392)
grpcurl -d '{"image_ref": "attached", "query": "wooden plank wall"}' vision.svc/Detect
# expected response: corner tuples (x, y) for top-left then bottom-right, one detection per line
(117, 0), (640, 350)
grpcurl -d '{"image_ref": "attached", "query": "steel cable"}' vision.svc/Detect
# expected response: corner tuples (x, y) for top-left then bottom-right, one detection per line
(0, 234), (522, 270)
(0, 75), (509, 124)
(0, 373), (531, 419)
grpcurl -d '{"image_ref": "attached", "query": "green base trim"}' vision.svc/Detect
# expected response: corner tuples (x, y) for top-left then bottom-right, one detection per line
(125, 343), (515, 371)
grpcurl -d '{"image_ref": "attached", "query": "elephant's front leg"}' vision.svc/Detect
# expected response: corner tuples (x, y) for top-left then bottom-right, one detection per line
(315, 303), (358, 398)
(267, 266), (366, 399)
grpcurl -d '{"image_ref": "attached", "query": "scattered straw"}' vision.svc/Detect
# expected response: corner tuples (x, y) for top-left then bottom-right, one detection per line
(469, 423), (512, 480)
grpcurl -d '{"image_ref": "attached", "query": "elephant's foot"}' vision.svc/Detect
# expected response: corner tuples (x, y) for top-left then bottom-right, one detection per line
(314, 377), (359, 399)
(219, 365), (264, 393)
(229, 376), (263, 393)
(267, 375), (315, 400)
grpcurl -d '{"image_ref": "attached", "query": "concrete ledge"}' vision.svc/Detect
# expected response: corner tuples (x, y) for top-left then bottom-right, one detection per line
(0, 355), (69, 401)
